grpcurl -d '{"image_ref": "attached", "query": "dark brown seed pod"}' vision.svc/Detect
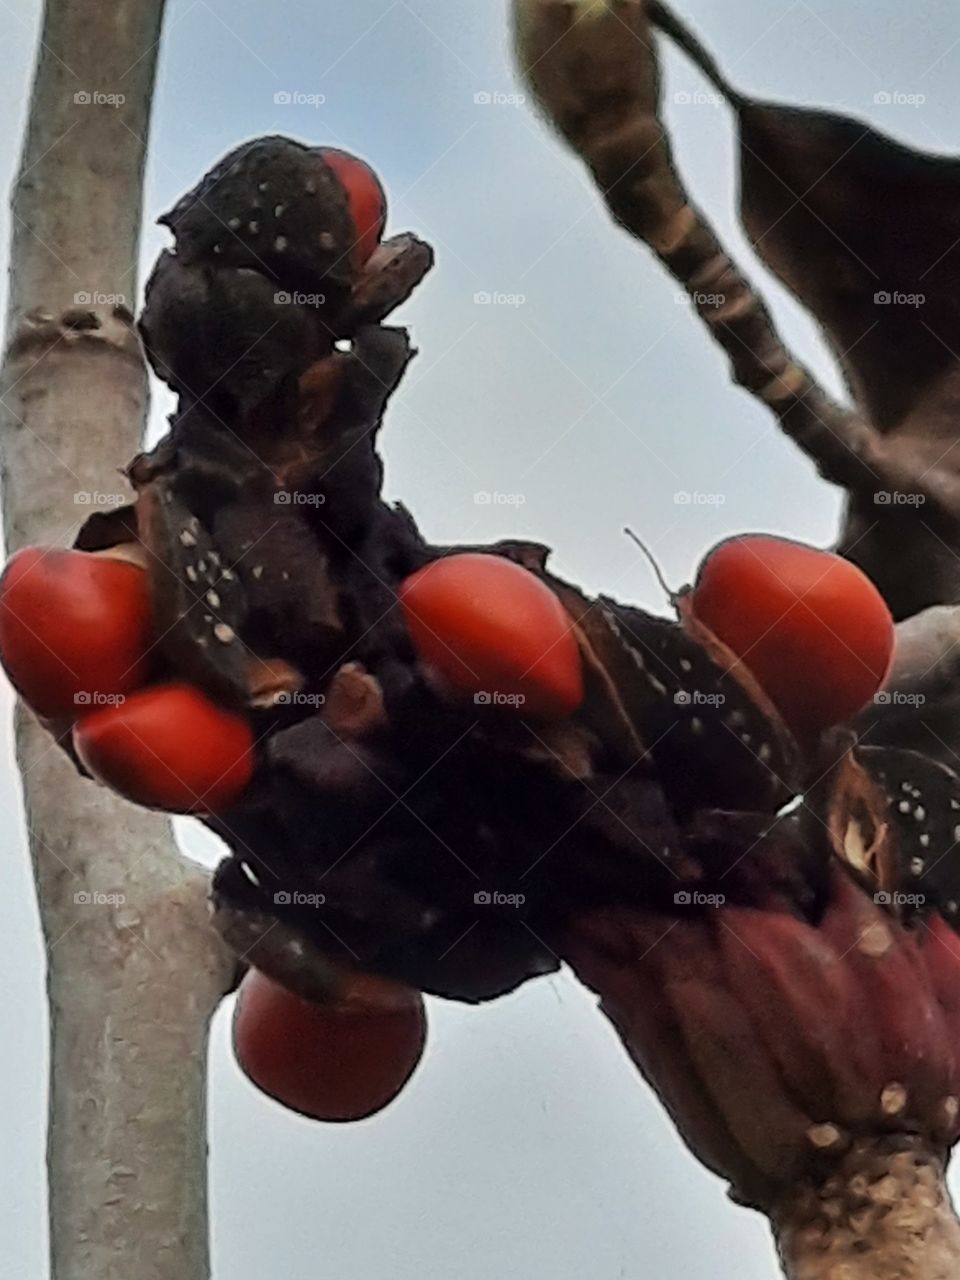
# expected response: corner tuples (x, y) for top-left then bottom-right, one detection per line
(808, 740), (960, 931)
(134, 471), (261, 705)
(159, 135), (358, 299)
(857, 745), (960, 928)
(139, 250), (326, 416)
(590, 596), (801, 817)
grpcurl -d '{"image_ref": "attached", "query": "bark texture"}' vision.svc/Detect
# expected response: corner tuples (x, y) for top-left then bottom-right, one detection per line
(0, 1), (235, 1277)
(773, 1139), (960, 1280)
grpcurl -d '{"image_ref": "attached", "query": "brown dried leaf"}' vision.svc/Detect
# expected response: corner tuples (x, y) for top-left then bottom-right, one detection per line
(737, 101), (960, 433)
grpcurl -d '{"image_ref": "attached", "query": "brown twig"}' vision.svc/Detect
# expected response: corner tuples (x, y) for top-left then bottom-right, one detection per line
(513, 0), (886, 493)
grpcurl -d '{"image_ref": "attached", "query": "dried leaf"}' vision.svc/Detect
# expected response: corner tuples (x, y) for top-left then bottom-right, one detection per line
(738, 101), (960, 433)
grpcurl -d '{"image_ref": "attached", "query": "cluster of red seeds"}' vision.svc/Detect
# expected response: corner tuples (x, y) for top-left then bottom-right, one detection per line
(399, 536), (895, 747)
(0, 535), (895, 1122)
(0, 142), (898, 1123)
(0, 545), (255, 812)
(0, 148), (426, 1124)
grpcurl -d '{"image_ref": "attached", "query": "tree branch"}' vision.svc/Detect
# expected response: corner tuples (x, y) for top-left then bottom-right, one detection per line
(773, 1139), (960, 1280)
(0, 2), (235, 1276)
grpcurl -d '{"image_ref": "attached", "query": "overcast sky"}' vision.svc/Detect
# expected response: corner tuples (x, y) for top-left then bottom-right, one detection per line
(1, 1), (958, 1277)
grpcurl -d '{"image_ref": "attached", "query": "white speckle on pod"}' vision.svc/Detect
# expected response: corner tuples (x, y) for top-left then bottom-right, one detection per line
(214, 623), (236, 644)
(806, 1123), (843, 1150)
(275, 235), (288, 251)
(880, 1082), (907, 1116)
(206, 590), (221, 608)
(179, 530), (197, 547)
(939, 1096), (960, 1132)
(859, 921), (893, 957)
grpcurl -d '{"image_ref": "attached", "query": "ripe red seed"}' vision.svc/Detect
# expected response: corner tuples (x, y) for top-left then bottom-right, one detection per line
(398, 553), (584, 720)
(319, 147), (386, 266)
(0, 546), (154, 720)
(73, 681), (255, 814)
(232, 969), (426, 1122)
(690, 535), (895, 740)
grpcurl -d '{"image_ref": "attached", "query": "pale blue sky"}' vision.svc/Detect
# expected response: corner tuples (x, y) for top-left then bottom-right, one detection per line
(1, 2), (958, 1277)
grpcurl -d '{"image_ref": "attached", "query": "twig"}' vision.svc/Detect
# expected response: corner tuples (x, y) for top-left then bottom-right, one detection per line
(513, 0), (885, 493)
